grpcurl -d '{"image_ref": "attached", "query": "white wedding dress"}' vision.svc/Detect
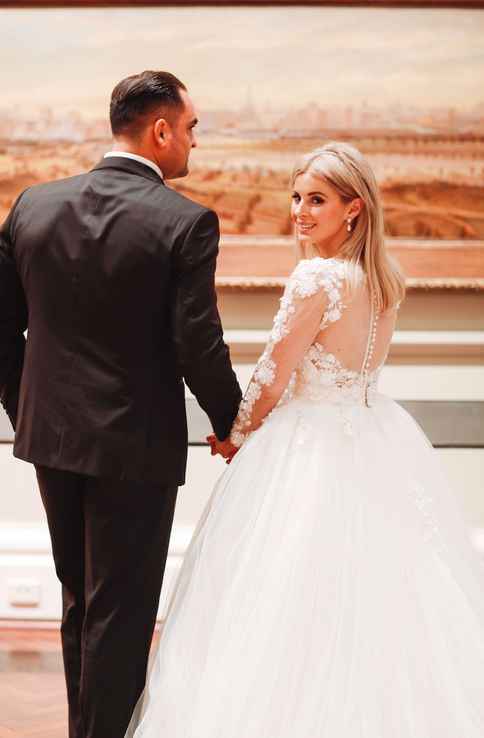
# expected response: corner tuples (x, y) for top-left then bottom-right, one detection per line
(126, 257), (484, 738)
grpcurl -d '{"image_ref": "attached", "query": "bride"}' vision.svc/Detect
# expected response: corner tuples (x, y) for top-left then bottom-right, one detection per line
(126, 142), (484, 737)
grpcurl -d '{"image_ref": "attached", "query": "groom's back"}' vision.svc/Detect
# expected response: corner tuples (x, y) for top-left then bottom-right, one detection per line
(10, 160), (212, 484)
(14, 164), (200, 366)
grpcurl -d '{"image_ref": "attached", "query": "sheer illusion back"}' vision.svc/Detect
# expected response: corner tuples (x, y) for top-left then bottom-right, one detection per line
(230, 257), (398, 447)
(313, 264), (396, 374)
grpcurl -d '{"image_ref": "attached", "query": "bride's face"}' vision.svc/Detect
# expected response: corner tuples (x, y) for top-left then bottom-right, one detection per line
(291, 171), (354, 256)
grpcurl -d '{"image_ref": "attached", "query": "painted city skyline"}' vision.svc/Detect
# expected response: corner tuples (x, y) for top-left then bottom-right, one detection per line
(1, 5), (483, 245)
(1, 6), (483, 116)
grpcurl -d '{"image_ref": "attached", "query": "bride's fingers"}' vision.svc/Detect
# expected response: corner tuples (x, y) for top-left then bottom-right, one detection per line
(206, 436), (217, 453)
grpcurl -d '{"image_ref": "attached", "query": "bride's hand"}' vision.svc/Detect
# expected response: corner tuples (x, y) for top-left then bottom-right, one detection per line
(206, 434), (238, 464)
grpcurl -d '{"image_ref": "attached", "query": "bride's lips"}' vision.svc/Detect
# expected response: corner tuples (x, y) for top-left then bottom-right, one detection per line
(296, 222), (316, 233)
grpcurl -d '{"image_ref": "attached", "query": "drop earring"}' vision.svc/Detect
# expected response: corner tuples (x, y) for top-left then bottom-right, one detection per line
(346, 218), (352, 232)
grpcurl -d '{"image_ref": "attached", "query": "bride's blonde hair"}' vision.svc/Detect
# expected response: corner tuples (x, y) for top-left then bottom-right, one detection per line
(292, 141), (405, 312)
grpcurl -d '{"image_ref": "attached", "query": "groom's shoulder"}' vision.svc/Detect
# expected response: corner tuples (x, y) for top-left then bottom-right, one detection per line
(8, 174), (90, 226)
(157, 183), (213, 223)
(17, 172), (89, 205)
(15, 172), (216, 233)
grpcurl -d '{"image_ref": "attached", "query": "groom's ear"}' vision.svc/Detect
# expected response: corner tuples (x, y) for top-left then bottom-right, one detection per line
(153, 117), (169, 146)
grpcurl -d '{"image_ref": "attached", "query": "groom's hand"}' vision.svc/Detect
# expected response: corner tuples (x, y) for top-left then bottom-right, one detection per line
(206, 434), (238, 464)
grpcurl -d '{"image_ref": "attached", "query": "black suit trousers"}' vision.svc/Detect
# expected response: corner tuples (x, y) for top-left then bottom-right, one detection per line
(35, 465), (178, 738)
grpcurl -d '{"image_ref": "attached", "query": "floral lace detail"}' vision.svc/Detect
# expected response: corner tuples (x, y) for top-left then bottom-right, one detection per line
(286, 342), (384, 437)
(294, 342), (382, 405)
(230, 259), (347, 448)
(229, 355), (276, 448)
(409, 481), (444, 553)
(275, 258), (346, 335)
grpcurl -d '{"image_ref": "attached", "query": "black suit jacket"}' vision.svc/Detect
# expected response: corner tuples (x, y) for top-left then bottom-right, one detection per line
(0, 156), (242, 485)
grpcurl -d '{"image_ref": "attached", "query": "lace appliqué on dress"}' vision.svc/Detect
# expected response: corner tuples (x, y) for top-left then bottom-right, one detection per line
(409, 481), (444, 554)
(294, 342), (381, 436)
(230, 259), (346, 448)
(295, 341), (385, 401)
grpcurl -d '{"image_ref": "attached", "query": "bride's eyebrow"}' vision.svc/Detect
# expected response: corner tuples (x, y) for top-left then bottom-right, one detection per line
(307, 191), (325, 196)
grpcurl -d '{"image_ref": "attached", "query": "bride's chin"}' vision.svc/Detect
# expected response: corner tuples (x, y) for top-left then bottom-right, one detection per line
(296, 232), (313, 241)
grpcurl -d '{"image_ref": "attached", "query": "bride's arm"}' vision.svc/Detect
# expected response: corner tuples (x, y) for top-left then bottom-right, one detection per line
(229, 260), (341, 449)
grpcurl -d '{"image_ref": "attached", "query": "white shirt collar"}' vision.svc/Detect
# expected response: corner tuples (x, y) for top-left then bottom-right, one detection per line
(104, 151), (163, 180)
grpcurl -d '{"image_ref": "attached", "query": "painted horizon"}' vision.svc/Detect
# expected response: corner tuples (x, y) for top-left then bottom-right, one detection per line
(1, 5), (483, 243)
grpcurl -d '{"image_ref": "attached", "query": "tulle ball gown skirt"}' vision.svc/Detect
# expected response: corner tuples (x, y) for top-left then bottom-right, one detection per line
(127, 393), (484, 738)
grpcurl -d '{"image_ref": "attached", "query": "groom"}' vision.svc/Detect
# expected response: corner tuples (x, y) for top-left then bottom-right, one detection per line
(0, 71), (241, 737)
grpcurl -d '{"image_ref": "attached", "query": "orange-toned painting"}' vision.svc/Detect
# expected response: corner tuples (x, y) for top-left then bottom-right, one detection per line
(1, 5), (483, 263)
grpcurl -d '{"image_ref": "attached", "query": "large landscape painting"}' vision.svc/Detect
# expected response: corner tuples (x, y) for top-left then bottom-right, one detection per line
(1, 4), (483, 279)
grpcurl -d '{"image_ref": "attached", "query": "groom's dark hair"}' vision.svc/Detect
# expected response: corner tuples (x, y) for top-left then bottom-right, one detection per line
(110, 70), (187, 138)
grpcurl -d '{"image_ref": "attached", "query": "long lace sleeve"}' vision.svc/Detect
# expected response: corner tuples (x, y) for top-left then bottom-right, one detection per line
(229, 258), (345, 448)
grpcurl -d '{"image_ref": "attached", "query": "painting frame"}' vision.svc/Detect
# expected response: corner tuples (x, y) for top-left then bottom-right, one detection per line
(1, 0), (483, 290)
(1, 1), (484, 8)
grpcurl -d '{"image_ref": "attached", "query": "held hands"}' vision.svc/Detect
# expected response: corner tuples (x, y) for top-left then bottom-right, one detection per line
(206, 434), (238, 464)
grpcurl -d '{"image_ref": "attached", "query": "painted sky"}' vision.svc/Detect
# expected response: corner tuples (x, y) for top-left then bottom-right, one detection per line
(1, 6), (483, 116)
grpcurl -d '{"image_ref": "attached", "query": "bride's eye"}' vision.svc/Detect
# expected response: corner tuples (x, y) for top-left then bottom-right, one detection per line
(311, 196), (324, 205)
(291, 193), (300, 201)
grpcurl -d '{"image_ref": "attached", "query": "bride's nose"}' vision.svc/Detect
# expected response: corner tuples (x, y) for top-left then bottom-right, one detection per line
(293, 198), (307, 216)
